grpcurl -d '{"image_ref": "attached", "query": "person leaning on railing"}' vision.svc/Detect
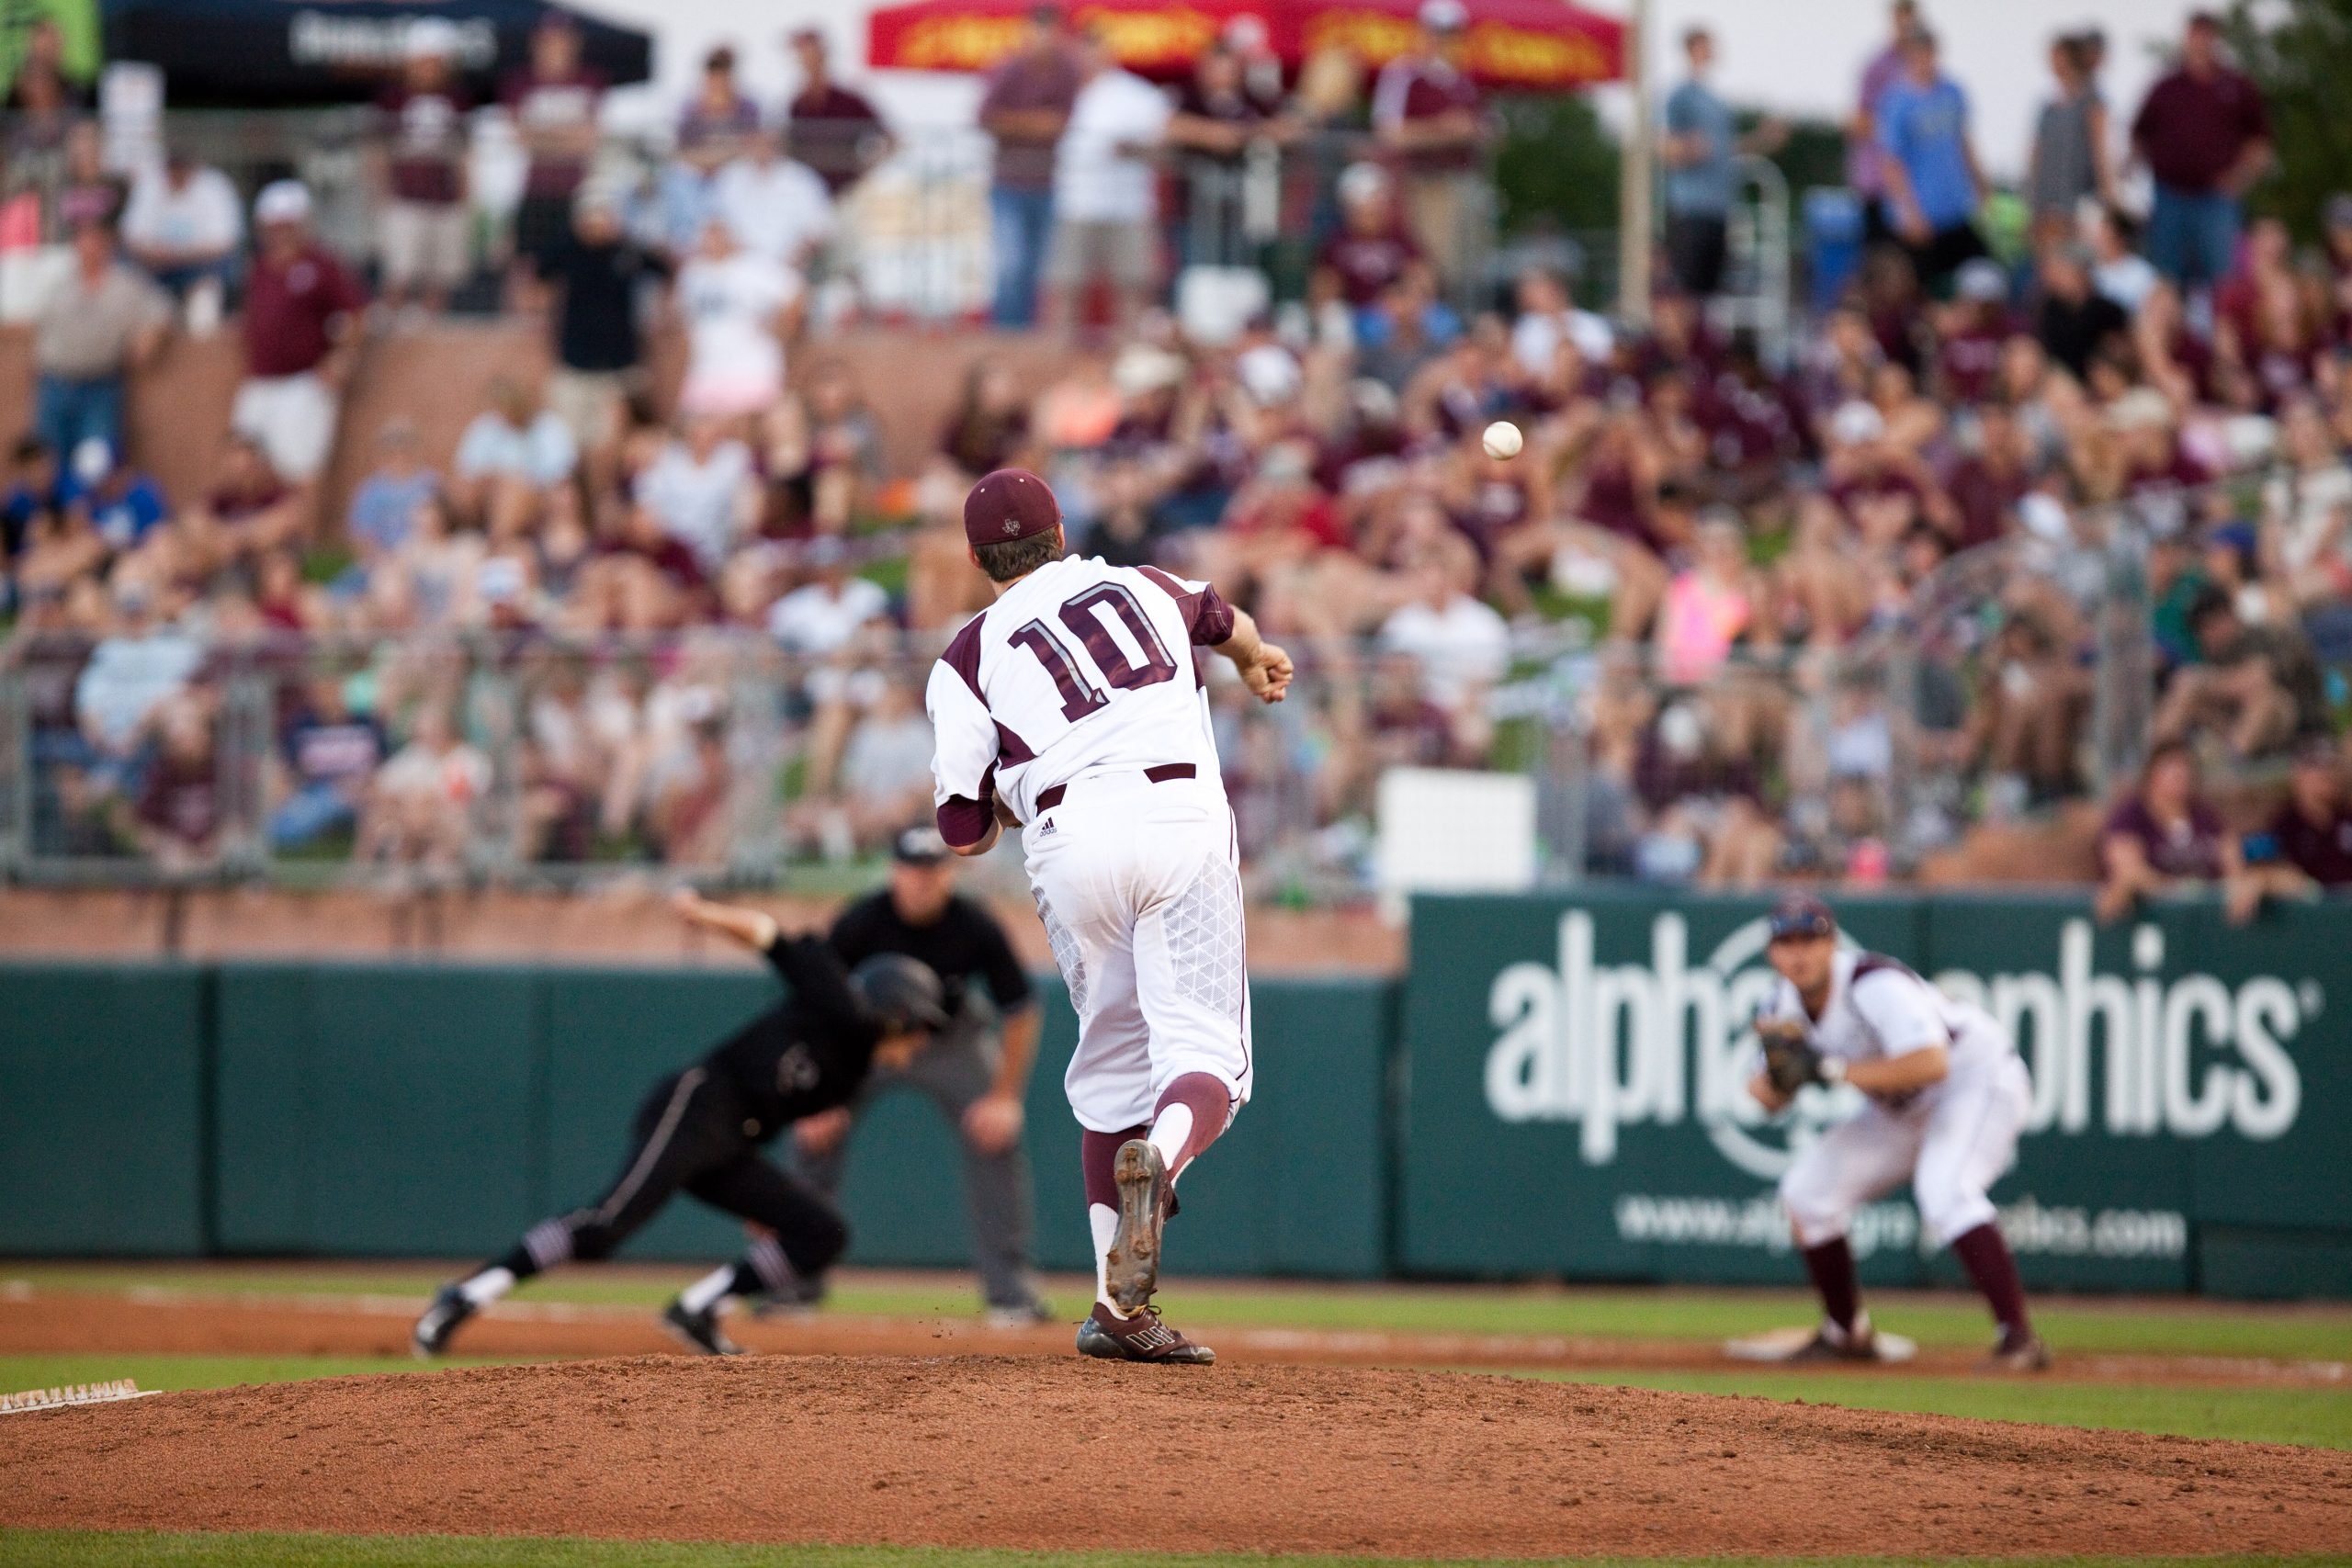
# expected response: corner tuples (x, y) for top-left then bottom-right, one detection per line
(785, 28), (894, 198)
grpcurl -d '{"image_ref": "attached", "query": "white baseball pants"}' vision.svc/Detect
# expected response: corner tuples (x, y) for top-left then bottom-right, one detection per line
(1779, 1052), (2031, 1249)
(1023, 773), (1253, 1133)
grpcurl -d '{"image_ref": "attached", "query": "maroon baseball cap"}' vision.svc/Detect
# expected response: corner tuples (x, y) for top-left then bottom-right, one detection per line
(963, 468), (1062, 548)
(1767, 893), (1837, 942)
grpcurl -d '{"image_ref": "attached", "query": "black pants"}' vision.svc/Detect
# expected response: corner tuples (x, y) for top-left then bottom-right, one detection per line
(1902, 220), (1987, 294)
(524, 1068), (848, 1278)
(1665, 212), (1728, 297)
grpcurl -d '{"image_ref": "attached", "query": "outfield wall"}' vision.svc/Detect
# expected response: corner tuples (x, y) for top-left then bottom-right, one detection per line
(0, 962), (1386, 1280)
(1, 891), (2345, 1296)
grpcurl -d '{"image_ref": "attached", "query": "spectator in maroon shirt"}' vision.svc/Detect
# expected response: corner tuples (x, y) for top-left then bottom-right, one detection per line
(2097, 740), (2239, 921)
(1312, 164), (1425, 319)
(373, 19), (471, 317)
(1944, 400), (2032, 549)
(978, 6), (1080, 328)
(132, 694), (224, 871)
(786, 29), (891, 197)
(2131, 12), (2270, 292)
(230, 182), (368, 488)
(1371, 0), (1491, 287)
(502, 13), (607, 276)
(1934, 258), (2015, 406)
(2263, 740), (2352, 891)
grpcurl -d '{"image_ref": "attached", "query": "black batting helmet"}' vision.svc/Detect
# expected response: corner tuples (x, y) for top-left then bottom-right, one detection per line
(849, 953), (951, 1034)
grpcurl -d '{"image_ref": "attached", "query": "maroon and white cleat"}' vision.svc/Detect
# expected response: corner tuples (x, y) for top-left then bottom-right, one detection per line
(1103, 1137), (1171, 1314)
(1075, 1302), (1216, 1364)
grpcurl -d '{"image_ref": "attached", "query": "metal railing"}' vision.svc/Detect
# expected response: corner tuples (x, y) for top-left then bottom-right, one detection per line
(0, 628), (1589, 899)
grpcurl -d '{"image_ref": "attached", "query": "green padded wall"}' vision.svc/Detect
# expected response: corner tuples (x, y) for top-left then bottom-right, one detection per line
(212, 964), (545, 1255)
(0, 962), (208, 1253)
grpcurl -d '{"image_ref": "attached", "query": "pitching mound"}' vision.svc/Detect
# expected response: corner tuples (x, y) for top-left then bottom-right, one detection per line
(5, 1357), (2348, 1557)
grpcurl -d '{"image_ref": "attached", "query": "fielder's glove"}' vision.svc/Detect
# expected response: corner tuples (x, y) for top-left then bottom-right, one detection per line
(1757, 1016), (1844, 1097)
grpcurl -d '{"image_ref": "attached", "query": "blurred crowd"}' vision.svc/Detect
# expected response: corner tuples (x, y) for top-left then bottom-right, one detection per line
(6, 4), (2352, 908)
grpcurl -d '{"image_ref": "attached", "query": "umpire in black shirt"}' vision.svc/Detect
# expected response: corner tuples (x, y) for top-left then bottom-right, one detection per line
(413, 889), (948, 1358)
(793, 826), (1050, 1325)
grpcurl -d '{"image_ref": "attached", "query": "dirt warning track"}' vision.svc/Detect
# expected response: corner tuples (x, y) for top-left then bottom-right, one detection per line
(3, 1356), (2348, 1558)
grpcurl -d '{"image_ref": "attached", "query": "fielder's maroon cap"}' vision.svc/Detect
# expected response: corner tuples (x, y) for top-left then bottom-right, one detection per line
(963, 468), (1062, 549)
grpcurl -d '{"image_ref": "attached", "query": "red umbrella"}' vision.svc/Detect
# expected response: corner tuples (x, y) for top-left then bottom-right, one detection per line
(867, 0), (1623, 93)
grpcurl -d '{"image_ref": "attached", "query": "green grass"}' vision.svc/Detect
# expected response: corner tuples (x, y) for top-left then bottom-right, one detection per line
(13, 1266), (2348, 1363)
(1, 1540), (2342, 1568)
(1523, 1368), (2352, 1450)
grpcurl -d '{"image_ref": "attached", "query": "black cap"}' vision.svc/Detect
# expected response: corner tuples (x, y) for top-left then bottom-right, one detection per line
(1767, 892), (1837, 942)
(892, 826), (950, 865)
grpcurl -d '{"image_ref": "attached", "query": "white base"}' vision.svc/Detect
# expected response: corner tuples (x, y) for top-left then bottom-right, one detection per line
(1723, 1325), (1919, 1364)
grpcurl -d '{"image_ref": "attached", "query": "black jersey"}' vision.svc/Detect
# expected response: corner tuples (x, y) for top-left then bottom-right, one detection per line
(700, 934), (883, 1137)
(829, 891), (1034, 1021)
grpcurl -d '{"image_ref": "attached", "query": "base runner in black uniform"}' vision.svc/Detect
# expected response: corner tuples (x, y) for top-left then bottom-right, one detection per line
(412, 890), (950, 1358)
(789, 827), (1050, 1325)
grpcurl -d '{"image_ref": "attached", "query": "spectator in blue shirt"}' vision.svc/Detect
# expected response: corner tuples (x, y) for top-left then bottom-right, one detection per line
(1660, 28), (1785, 298)
(65, 439), (167, 556)
(345, 420), (439, 574)
(1873, 28), (1988, 292)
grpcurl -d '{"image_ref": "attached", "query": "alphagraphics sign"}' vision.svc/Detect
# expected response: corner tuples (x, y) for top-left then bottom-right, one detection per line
(1483, 911), (2311, 1179)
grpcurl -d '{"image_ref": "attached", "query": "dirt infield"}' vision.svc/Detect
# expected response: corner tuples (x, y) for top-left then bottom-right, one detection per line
(4, 1355), (2348, 1557)
(1, 1287), (2343, 1390)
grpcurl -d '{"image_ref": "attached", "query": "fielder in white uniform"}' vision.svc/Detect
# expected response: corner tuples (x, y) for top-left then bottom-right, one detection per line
(1749, 893), (2050, 1371)
(927, 468), (1294, 1365)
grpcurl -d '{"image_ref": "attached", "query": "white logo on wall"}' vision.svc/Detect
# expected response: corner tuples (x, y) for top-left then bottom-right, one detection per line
(1483, 912), (2310, 1178)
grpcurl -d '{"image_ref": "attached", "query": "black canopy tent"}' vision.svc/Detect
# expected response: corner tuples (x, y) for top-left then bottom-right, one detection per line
(101, 0), (652, 107)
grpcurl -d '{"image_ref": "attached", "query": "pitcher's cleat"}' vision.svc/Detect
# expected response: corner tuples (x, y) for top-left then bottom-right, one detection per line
(1076, 1302), (1215, 1364)
(661, 1298), (744, 1356)
(1984, 1329), (2053, 1372)
(1103, 1137), (1171, 1314)
(411, 1285), (475, 1359)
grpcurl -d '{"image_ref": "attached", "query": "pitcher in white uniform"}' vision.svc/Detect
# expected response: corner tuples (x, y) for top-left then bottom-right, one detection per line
(927, 468), (1294, 1364)
(1750, 893), (2052, 1371)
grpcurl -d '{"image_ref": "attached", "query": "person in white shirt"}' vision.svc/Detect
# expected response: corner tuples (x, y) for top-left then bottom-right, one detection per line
(767, 539), (889, 660)
(713, 130), (836, 275)
(453, 378), (578, 501)
(639, 413), (754, 572)
(673, 220), (803, 419)
(1378, 542), (1509, 757)
(2086, 203), (2158, 312)
(1046, 28), (1170, 341)
(773, 536), (895, 795)
(1508, 265), (1613, 378)
(121, 151), (244, 304)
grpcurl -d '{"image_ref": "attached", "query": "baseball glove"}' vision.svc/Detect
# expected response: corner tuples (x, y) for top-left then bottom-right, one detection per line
(1757, 1016), (1827, 1097)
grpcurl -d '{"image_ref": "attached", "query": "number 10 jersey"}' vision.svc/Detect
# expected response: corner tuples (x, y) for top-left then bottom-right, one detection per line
(926, 555), (1236, 847)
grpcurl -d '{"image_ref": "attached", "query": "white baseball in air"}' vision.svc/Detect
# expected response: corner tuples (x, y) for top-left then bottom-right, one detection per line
(1482, 420), (1524, 460)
